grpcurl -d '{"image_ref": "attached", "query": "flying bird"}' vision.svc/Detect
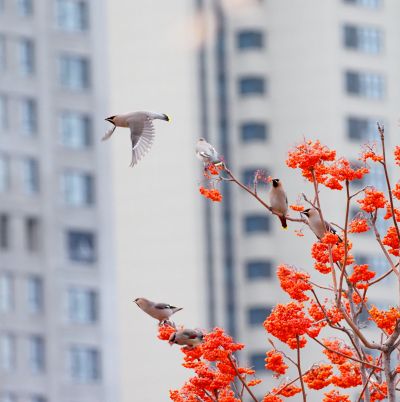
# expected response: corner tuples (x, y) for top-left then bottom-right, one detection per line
(196, 138), (223, 167)
(301, 208), (339, 240)
(133, 297), (182, 325)
(169, 328), (204, 348)
(269, 178), (288, 229)
(102, 111), (170, 167)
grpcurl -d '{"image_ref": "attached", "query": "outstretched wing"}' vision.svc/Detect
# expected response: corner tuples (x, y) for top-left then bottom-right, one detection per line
(128, 115), (155, 166)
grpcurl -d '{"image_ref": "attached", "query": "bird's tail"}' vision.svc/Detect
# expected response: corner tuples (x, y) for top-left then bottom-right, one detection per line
(101, 126), (116, 141)
(279, 216), (288, 230)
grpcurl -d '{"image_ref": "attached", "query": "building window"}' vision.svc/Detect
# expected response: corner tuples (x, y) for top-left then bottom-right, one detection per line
(0, 154), (10, 192)
(59, 55), (90, 90)
(343, 0), (381, 8)
(29, 396), (47, 402)
(29, 335), (45, 373)
(56, 0), (89, 32)
(246, 260), (273, 279)
(0, 333), (16, 372)
(68, 288), (98, 323)
(0, 95), (7, 130)
(69, 346), (100, 382)
(0, 215), (10, 250)
(21, 158), (40, 194)
(241, 122), (268, 142)
(27, 276), (43, 314)
(237, 30), (264, 49)
(25, 217), (40, 252)
(20, 98), (37, 135)
(60, 112), (91, 148)
(343, 25), (382, 54)
(0, 274), (13, 313)
(249, 353), (266, 371)
(17, 0), (33, 16)
(239, 77), (265, 95)
(0, 393), (17, 402)
(0, 96), (8, 131)
(61, 171), (94, 206)
(0, 35), (6, 71)
(244, 214), (270, 233)
(248, 306), (272, 325)
(347, 117), (377, 141)
(345, 71), (385, 99)
(18, 38), (35, 75)
(67, 230), (96, 263)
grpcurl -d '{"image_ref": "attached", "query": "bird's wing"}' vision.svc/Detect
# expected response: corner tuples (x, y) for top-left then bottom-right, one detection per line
(182, 329), (202, 339)
(128, 115), (155, 166)
(154, 303), (174, 310)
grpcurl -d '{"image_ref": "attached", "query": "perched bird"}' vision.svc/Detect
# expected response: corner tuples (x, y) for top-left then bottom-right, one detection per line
(134, 297), (182, 325)
(169, 328), (204, 348)
(102, 111), (170, 167)
(269, 178), (288, 229)
(196, 138), (223, 167)
(301, 208), (338, 240)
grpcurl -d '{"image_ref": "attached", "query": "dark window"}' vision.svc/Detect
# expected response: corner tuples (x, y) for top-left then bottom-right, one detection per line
(343, 25), (381, 54)
(345, 71), (385, 99)
(249, 353), (266, 371)
(241, 122), (268, 142)
(248, 306), (272, 325)
(343, 0), (380, 8)
(239, 77), (265, 95)
(244, 215), (270, 233)
(246, 260), (273, 279)
(347, 117), (377, 141)
(25, 217), (40, 252)
(68, 288), (98, 323)
(27, 276), (43, 314)
(67, 230), (96, 263)
(29, 396), (47, 402)
(69, 346), (100, 382)
(0, 215), (9, 249)
(17, 0), (33, 16)
(237, 30), (264, 49)
(29, 335), (45, 373)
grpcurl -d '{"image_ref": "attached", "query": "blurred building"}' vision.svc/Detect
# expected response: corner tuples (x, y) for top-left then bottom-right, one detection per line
(0, 0), (118, 401)
(196, 0), (398, 400)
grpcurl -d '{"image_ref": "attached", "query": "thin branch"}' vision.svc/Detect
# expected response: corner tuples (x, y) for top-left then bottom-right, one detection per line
(296, 336), (307, 402)
(311, 337), (382, 371)
(227, 354), (259, 402)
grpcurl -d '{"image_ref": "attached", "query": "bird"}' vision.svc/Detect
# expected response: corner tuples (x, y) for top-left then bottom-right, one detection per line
(133, 297), (182, 325)
(269, 178), (288, 229)
(196, 138), (223, 167)
(102, 111), (170, 167)
(169, 328), (204, 348)
(301, 208), (339, 240)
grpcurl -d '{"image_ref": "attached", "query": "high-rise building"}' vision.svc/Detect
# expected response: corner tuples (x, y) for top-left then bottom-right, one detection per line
(0, 1), (118, 401)
(196, 0), (398, 399)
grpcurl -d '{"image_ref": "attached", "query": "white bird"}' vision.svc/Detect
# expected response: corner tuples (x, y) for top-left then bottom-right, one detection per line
(269, 178), (288, 229)
(102, 111), (170, 167)
(169, 328), (204, 348)
(196, 138), (223, 166)
(301, 208), (338, 240)
(134, 297), (182, 325)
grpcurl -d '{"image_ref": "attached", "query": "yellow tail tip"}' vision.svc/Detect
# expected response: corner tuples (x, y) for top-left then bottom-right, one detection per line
(283, 226), (288, 230)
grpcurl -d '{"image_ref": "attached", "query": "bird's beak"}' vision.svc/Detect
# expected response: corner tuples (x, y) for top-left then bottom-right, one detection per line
(105, 117), (114, 123)
(163, 114), (171, 122)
